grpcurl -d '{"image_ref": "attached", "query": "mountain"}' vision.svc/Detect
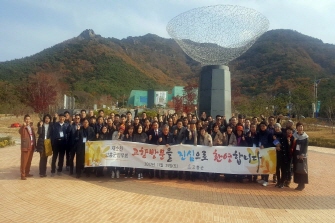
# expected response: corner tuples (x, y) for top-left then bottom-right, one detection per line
(0, 28), (334, 111)
(0, 29), (201, 98)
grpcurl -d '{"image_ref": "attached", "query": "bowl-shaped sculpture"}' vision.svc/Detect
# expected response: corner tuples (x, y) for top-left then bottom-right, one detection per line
(166, 5), (269, 66)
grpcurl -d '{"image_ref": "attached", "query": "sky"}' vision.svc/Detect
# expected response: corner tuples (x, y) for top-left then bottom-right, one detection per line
(0, 0), (334, 62)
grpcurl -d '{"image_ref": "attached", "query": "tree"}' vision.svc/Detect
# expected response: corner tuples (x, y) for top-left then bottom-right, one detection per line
(25, 73), (59, 116)
(291, 84), (313, 119)
(172, 95), (183, 114)
(183, 84), (198, 114)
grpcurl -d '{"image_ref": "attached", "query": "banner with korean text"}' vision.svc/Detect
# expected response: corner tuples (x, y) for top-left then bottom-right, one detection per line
(85, 141), (276, 174)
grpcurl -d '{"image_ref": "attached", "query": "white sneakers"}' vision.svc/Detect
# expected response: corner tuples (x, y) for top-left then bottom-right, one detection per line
(111, 171), (115, 179)
(262, 181), (268, 187)
(257, 179), (264, 184)
(138, 174), (141, 180)
(116, 170), (120, 179)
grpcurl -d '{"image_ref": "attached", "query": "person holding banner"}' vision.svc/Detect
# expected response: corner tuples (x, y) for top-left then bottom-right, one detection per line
(148, 121), (162, 179)
(257, 121), (274, 187)
(185, 121), (198, 181)
(235, 125), (248, 183)
(158, 124), (175, 179)
(211, 123), (224, 182)
(246, 123), (259, 182)
(293, 122), (309, 191)
(173, 120), (187, 179)
(123, 125), (135, 178)
(199, 127), (212, 182)
(133, 124), (148, 179)
(77, 118), (95, 178)
(111, 124), (126, 179)
(36, 114), (53, 178)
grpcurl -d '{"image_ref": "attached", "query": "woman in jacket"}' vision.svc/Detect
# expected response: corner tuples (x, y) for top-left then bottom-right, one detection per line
(36, 114), (52, 177)
(123, 125), (135, 178)
(211, 123), (223, 182)
(223, 125), (237, 146)
(199, 127), (213, 182)
(293, 122), (309, 191)
(133, 124), (148, 179)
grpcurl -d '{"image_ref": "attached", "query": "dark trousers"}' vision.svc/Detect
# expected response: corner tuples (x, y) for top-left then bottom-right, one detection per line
(76, 144), (85, 175)
(185, 171), (197, 180)
(261, 174), (269, 182)
(125, 167), (133, 176)
(276, 153), (290, 184)
(65, 144), (71, 167)
(51, 140), (66, 173)
(39, 151), (48, 175)
(136, 168), (143, 175)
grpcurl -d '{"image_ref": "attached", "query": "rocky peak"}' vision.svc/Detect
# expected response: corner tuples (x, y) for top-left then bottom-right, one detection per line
(78, 29), (96, 40)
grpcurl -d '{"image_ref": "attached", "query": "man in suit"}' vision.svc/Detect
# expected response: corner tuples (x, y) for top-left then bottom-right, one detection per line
(173, 119), (186, 179)
(159, 124), (175, 179)
(51, 113), (70, 176)
(19, 114), (36, 180)
(148, 121), (161, 178)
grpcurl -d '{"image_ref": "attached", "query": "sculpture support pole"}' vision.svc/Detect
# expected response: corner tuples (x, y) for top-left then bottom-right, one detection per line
(198, 65), (231, 119)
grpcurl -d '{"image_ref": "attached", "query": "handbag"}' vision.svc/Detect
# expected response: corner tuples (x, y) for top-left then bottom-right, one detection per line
(295, 159), (308, 174)
(44, 139), (53, 156)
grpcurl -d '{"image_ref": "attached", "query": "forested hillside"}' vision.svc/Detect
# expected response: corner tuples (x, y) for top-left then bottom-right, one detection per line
(0, 29), (334, 117)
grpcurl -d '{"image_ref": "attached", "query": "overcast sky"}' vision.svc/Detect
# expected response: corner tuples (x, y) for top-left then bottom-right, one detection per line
(1, 0), (334, 62)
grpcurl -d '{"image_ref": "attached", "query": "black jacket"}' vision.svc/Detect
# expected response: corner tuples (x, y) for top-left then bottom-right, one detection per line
(159, 132), (175, 145)
(36, 123), (53, 152)
(51, 122), (70, 144)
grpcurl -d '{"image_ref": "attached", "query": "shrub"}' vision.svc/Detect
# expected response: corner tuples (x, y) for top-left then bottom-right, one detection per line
(309, 137), (335, 149)
(0, 136), (15, 148)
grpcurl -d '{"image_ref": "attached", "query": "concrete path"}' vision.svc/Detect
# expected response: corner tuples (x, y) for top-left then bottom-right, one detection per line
(1, 145), (334, 222)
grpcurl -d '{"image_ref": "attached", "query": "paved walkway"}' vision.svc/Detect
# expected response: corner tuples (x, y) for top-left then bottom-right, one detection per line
(1, 145), (335, 223)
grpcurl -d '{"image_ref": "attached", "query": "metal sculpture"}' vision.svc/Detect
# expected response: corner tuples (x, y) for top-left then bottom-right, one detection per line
(166, 5), (269, 66)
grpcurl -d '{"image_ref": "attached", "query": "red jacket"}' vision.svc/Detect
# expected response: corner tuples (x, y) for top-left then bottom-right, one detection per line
(19, 125), (36, 151)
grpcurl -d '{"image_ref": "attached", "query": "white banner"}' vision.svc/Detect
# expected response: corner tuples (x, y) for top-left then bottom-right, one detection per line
(85, 141), (276, 174)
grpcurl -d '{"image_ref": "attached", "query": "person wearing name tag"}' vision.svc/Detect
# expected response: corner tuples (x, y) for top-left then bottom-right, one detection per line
(68, 114), (82, 175)
(293, 122), (309, 191)
(77, 118), (95, 178)
(36, 114), (53, 178)
(50, 113), (70, 177)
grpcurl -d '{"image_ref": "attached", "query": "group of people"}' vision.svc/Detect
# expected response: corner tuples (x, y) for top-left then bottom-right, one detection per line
(19, 109), (309, 191)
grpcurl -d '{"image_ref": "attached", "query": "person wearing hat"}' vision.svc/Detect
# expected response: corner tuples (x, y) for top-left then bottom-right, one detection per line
(50, 113), (70, 177)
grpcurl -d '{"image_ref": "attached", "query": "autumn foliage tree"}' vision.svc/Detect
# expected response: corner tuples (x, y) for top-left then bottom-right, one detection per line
(172, 95), (183, 114)
(183, 84), (198, 114)
(25, 73), (60, 116)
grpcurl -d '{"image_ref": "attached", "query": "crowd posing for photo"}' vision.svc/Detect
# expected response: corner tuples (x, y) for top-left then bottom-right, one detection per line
(19, 109), (309, 191)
